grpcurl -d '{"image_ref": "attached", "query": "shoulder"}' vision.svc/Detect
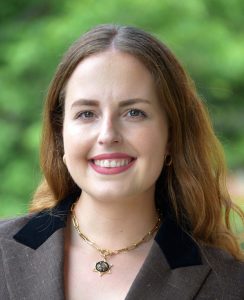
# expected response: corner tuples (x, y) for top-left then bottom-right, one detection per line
(199, 245), (244, 297)
(0, 214), (35, 239)
(201, 244), (244, 274)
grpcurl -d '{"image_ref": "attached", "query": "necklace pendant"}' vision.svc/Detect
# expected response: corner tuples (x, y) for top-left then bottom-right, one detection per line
(93, 260), (113, 276)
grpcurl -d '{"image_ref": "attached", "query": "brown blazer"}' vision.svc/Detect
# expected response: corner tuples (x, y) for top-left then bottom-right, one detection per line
(1, 195), (244, 300)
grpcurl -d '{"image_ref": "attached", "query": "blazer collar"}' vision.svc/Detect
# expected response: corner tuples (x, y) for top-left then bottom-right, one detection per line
(125, 242), (210, 300)
(1, 228), (65, 299)
(13, 194), (202, 270)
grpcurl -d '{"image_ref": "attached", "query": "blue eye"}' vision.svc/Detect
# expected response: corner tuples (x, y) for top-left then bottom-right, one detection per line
(127, 109), (146, 118)
(77, 111), (95, 119)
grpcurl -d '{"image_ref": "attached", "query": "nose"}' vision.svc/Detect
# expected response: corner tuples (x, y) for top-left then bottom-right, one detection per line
(97, 116), (122, 146)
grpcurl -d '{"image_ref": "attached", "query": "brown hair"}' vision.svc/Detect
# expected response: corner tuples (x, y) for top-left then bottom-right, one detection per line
(30, 24), (244, 260)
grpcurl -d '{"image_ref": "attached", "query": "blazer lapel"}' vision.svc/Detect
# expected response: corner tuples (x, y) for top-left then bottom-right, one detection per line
(125, 242), (211, 300)
(1, 228), (64, 300)
(4, 196), (212, 300)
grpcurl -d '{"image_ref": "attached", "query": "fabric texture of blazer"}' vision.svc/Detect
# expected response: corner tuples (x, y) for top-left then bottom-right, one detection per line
(0, 194), (244, 300)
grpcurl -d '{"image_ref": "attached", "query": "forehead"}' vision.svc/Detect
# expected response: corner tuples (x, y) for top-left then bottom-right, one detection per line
(64, 50), (158, 104)
(69, 49), (151, 79)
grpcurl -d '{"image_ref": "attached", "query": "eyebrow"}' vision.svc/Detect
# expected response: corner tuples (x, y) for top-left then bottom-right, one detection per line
(71, 99), (99, 108)
(71, 98), (151, 108)
(119, 98), (151, 107)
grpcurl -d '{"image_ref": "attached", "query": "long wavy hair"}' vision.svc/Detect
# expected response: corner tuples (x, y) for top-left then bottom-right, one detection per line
(30, 24), (244, 260)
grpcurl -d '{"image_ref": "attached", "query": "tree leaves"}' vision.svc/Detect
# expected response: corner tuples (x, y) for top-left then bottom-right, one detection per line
(0, 0), (243, 216)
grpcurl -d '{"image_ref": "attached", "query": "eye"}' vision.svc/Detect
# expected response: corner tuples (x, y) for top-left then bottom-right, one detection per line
(76, 111), (96, 119)
(126, 109), (147, 118)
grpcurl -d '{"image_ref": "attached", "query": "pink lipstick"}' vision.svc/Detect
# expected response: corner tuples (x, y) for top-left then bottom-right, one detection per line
(89, 153), (136, 175)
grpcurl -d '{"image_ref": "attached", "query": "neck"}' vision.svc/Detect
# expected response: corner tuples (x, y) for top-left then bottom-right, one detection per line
(69, 191), (158, 250)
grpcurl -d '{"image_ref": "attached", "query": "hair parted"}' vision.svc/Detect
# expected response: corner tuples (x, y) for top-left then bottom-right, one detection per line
(30, 24), (244, 260)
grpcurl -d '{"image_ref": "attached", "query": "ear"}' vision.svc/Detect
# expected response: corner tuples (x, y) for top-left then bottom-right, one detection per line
(63, 154), (66, 165)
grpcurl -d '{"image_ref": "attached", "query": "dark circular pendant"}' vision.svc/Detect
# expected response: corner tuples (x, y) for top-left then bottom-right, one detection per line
(95, 261), (110, 273)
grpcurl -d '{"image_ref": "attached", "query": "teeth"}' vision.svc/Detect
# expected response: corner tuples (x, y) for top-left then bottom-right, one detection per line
(94, 159), (131, 168)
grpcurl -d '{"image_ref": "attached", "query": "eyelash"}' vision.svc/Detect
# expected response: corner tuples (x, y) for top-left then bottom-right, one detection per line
(75, 109), (147, 120)
(125, 109), (147, 118)
(76, 111), (95, 119)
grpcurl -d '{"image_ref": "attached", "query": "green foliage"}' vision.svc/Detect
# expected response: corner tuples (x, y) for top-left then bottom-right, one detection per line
(0, 0), (244, 217)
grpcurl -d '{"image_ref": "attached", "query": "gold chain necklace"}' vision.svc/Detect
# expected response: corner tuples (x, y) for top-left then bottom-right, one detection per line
(70, 203), (161, 276)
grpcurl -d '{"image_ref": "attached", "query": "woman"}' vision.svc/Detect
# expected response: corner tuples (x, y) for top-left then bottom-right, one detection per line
(0, 24), (243, 300)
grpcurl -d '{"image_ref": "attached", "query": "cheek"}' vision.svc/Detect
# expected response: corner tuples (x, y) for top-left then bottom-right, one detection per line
(63, 124), (90, 157)
(134, 129), (166, 187)
(135, 126), (167, 157)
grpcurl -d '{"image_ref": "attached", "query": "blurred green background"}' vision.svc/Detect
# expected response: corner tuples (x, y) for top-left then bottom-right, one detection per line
(0, 0), (243, 245)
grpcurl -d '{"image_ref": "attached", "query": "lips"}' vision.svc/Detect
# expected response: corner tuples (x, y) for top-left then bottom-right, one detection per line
(90, 153), (135, 160)
(89, 153), (136, 175)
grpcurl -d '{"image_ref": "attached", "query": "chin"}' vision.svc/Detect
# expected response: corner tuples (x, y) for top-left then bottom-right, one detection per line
(82, 188), (136, 203)
(95, 191), (131, 202)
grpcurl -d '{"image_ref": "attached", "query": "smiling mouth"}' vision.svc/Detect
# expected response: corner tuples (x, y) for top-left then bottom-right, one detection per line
(91, 158), (134, 168)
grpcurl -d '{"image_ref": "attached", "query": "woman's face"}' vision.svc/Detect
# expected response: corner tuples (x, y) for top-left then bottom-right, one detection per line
(63, 50), (169, 202)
